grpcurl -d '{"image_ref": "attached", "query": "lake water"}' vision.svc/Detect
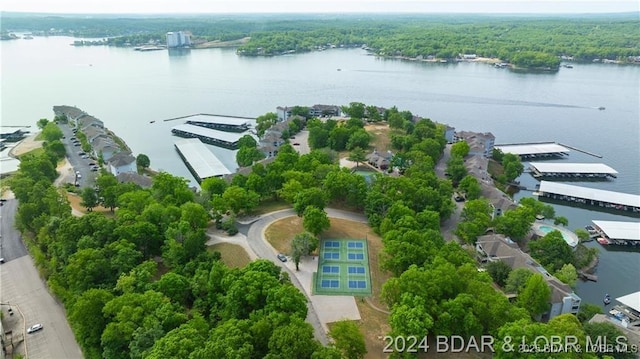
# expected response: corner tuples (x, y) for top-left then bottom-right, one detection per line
(2, 35), (639, 308)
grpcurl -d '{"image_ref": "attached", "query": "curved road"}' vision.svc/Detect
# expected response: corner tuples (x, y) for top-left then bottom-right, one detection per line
(244, 208), (368, 345)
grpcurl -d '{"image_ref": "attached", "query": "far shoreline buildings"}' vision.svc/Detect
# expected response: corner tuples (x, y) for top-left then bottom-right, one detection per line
(166, 31), (191, 48)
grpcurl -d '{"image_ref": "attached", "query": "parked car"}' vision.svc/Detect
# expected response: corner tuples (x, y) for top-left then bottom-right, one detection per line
(277, 254), (287, 262)
(293, 143), (300, 146)
(78, 151), (85, 156)
(27, 323), (43, 334)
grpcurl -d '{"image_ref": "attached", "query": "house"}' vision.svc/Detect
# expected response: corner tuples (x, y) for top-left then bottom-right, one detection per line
(475, 233), (581, 321)
(116, 172), (152, 188)
(276, 106), (292, 122)
(366, 149), (393, 170)
(108, 151), (137, 176)
(77, 115), (104, 130)
(92, 137), (120, 161)
(53, 105), (86, 122)
(454, 131), (495, 157)
(83, 126), (109, 144)
(309, 104), (341, 118)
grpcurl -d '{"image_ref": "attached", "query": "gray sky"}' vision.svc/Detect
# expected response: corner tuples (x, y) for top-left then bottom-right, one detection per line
(1, 0), (638, 14)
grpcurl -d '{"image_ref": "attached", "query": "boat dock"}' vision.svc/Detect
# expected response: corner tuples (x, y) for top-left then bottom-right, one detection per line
(494, 142), (570, 159)
(591, 220), (640, 246)
(577, 271), (598, 282)
(171, 124), (251, 149)
(529, 162), (618, 180)
(183, 114), (252, 133)
(557, 142), (602, 158)
(174, 138), (231, 183)
(163, 113), (255, 123)
(535, 181), (640, 214)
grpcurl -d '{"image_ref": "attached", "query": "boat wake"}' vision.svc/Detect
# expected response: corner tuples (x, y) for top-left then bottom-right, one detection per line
(412, 92), (596, 109)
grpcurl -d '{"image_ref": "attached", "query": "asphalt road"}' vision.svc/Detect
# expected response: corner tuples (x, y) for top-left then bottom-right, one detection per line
(0, 197), (83, 358)
(59, 122), (99, 188)
(0, 198), (28, 262)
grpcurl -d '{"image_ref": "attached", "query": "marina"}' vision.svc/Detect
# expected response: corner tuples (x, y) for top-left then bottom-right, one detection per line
(494, 142), (570, 159)
(528, 162), (618, 179)
(174, 138), (231, 183)
(591, 220), (640, 246)
(183, 113), (254, 133)
(171, 123), (252, 149)
(535, 181), (640, 214)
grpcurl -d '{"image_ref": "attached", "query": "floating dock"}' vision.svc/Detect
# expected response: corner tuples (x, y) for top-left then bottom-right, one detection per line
(183, 113), (253, 133)
(591, 220), (640, 246)
(494, 142), (570, 159)
(174, 138), (231, 183)
(172, 123), (252, 149)
(535, 181), (640, 213)
(529, 162), (618, 179)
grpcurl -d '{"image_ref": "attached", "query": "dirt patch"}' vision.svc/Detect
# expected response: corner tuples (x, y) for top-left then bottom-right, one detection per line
(9, 134), (44, 157)
(208, 243), (252, 268)
(66, 192), (114, 216)
(265, 216), (303, 254)
(365, 124), (392, 153)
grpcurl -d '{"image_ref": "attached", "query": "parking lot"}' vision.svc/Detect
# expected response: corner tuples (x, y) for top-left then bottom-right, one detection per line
(59, 123), (100, 188)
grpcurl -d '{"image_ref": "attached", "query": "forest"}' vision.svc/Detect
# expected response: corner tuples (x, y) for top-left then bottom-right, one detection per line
(7, 106), (634, 358)
(2, 13), (639, 68)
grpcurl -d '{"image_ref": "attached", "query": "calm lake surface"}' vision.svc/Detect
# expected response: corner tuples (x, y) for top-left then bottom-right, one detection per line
(2, 35), (639, 308)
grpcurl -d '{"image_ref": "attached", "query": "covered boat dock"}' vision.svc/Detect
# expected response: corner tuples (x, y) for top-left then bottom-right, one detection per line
(536, 181), (640, 213)
(174, 138), (231, 183)
(591, 220), (640, 246)
(184, 113), (253, 133)
(172, 124), (250, 149)
(494, 142), (570, 159)
(529, 162), (618, 179)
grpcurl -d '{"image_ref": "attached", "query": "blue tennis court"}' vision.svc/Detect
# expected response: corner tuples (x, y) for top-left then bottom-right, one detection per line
(314, 239), (372, 296)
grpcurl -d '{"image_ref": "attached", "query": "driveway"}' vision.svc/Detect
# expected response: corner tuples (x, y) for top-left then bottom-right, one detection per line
(0, 197), (83, 359)
(291, 130), (310, 155)
(59, 123), (99, 188)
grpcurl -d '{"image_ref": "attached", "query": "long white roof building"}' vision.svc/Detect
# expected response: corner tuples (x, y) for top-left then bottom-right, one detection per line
(174, 138), (231, 182)
(591, 220), (640, 242)
(495, 142), (570, 156)
(529, 162), (618, 175)
(538, 181), (640, 209)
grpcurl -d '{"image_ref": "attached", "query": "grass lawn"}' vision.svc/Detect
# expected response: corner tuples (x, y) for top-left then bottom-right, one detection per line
(365, 123), (393, 153)
(208, 243), (252, 269)
(66, 192), (115, 217)
(16, 147), (45, 159)
(252, 198), (292, 215)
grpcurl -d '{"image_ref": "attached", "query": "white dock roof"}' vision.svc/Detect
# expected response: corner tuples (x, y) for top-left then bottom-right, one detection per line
(172, 124), (247, 144)
(538, 181), (640, 208)
(529, 162), (618, 175)
(495, 143), (569, 156)
(185, 113), (253, 126)
(616, 291), (640, 312)
(592, 220), (640, 242)
(174, 138), (231, 179)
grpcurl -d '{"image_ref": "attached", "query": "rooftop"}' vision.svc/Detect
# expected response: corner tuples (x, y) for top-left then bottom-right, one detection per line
(529, 162), (618, 175)
(495, 142), (569, 156)
(174, 138), (231, 180)
(617, 291), (640, 313)
(172, 124), (252, 144)
(592, 220), (640, 242)
(183, 113), (253, 126)
(538, 181), (640, 208)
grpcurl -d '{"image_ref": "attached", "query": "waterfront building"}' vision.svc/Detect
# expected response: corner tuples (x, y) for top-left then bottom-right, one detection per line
(92, 137), (120, 162)
(529, 162), (618, 179)
(77, 115), (104, 130)
(116, 172), (152, 188)
(494, 142), (570, 159)
(537, 181), (640, 213)
(476, 233), (581, 321)
(171, 123), (250, 149)
(108, 151), (137, 175)
(454, 131), (495, 157)
(166, 31), (191, 48)
(184, 114), (252, 133)
(174, 138), (231, 182)
(591, 220), (640, 246)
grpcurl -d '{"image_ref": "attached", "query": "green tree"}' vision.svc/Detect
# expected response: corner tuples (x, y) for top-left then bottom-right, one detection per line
(577, 303), (602, 323)
(268, 317), (318, 359)
(41, 121), (64, 142)
(346, 129), (371, 150)
(486, 260), (512, 287)
(517, 273), (551, 318)
(220, 185), (260, 215)
(529, 230), (575, 273)
(291, 232), (318, 271)
(303, 206), (330, 236)
(238, 134), (258, 148)
(554, 263), (578, 288)
(80, 186), (98, 211)
(494, 206), (535, 241)
(328, 320), (367, 359)
(201, 177), (228, 197)
(136, 153), (150, 170)
(37, 118), (50, 129)
(446, 154), (467, 184)
(450, 141), (470, 158)
(237, 146), (265, 167)
(293, 187), (328, 216)
(458, 175), (481, 200)
(347, 147), (367, 168)
(69, 289), (115, 359)
(342, 102), (366, 119)
(504, 267), (533, 294)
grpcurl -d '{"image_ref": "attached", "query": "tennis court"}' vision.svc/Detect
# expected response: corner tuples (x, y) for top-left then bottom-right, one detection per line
(313, 239), (372, 296)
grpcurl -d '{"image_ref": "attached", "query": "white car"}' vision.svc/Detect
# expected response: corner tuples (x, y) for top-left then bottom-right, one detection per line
(27, 323), (43, 334)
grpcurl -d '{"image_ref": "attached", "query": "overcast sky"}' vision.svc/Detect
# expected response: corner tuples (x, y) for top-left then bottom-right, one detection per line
(1, 0), (638, 14)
